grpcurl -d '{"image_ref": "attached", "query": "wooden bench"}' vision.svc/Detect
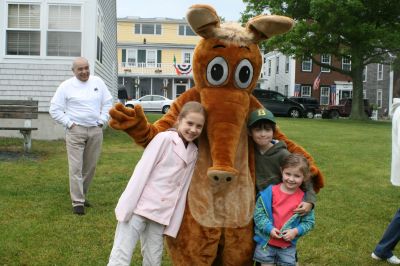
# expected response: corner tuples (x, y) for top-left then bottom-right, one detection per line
(0, 100), (39, 152)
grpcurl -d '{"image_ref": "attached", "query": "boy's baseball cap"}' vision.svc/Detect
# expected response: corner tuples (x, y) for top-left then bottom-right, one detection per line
(248, 108), (276, 127)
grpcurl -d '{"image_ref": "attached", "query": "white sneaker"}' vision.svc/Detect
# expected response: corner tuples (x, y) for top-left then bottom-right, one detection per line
(372, 253), (400, 264)
(372, 252), (381, 260)
(387, 255), (400, 264)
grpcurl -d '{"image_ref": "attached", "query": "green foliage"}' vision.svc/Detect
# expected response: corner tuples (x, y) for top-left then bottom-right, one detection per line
(242, 0), (400, 119)
(0, 116), (398, 265)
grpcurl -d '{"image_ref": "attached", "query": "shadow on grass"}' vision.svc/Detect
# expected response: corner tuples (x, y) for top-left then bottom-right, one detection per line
(0, 150), (42, 161)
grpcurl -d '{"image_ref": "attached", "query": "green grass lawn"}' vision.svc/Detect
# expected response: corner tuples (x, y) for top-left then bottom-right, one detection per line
(1, 116), (399, 265)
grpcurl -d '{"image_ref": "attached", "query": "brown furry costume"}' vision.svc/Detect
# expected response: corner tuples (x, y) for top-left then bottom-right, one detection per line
(109, 4), (324, 265)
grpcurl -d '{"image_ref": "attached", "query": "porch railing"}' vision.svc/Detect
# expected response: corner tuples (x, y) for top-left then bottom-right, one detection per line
(118, 63), (192, 76)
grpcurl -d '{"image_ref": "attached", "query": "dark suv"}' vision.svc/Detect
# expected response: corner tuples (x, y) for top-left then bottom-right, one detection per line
(290, 97), (321, 118)
(252, 89), (305, 118)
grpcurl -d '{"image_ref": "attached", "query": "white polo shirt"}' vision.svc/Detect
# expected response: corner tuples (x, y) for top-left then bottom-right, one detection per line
(49, 76), (113, 128)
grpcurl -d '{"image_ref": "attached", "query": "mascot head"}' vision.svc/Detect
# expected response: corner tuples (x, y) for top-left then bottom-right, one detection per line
(185, 5), (294, 185)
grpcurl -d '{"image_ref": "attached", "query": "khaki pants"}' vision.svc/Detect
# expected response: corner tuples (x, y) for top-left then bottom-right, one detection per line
(66, 125), (103, 207)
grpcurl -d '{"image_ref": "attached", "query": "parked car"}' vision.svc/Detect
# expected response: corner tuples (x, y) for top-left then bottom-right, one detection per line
(252, 89), (305, 118)
(125, 95), (173, 114)
(289, 97), (321, 118)
(321, 98), (372, 119)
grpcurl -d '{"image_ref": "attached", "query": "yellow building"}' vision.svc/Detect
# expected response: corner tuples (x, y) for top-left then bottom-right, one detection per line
(117, 16), (200, 100)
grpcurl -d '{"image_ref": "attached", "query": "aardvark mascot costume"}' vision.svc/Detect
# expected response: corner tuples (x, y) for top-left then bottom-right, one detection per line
(109, 4), (324, 265)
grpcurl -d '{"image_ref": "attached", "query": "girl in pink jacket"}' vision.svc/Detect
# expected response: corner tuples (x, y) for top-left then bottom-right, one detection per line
(108, 101), (206, 266)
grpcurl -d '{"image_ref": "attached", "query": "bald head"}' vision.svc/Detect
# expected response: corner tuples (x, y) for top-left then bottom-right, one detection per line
(72, 57), (90, 82)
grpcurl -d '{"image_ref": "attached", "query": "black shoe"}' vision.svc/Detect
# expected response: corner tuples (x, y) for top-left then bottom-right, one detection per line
(84, 201), (92, 207)
(73, 205), (85, 215)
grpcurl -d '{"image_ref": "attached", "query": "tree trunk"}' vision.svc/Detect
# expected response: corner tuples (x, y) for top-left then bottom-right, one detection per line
(349, 53), (368, 120)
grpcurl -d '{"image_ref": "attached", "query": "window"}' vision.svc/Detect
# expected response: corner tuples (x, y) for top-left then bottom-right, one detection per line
(96, 7), (104, 63)
(276, 56), (279, 74)
(275, 86), (279, 91)
(363, 66), (367, 82)
(126, 49), (137, 66)
(302, 58), (312, 72)
(377, 64), (383, 80)
(182, 52), (192, 64)
(47, 4), (81, 56)
(134, 23), (161, 35)
(6, 4), (41, 55)
(320, 86), (330, 105)
(178, 25), (196, 36)
(321, 54), (331, 72)
(285, 56), (289, 73)
(342, 57), (351, 71)
(6, 3), (82, 57)
(146, 50), (156, 67)
(284, 85), (289, 96)
(268, 60), (272, 76)
(301, 85), (311, 96)
(377, 89), (382, 108)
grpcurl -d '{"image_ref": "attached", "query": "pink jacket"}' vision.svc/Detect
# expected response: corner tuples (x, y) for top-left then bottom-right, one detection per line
(115, 130), (198, 237)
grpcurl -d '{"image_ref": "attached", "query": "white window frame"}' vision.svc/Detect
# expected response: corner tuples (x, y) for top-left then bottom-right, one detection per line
(134, 23), (162, 35)
(182, 51), (192, 64)
(342, 57), (352, 71)
(126, 49), (137, 67)
(377, 89), (382, 108)
(6, 2), (84, 58)
(301, 85), (311, 96)
(46, 4), (82, 57)
(302, 58), (312, 72)
(268, 60), (272, 76)
(178, 24), (195, 36)
(6, 3), (41, 56)
(146, 49), (157, 67)
(96, 7), (104, 63)
(321, 54), (331, 72)
(276, 56), (279, 74)
(284, 85), (289, 96)
(285, 56), (290, 73)
(363, 66), (367, 82)
(377, 64), (383, 80)
(320, 86), (330, 105)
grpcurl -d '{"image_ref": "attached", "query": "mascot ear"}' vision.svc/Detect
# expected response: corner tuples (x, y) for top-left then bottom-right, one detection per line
(246, 15), (294, 43)
(186, 4), (220, 39)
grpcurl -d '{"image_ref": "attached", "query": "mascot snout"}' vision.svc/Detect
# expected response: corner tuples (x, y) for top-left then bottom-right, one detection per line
(200, 87), (250, 186)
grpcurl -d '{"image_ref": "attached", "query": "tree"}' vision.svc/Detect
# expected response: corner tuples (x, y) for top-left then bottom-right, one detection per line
(242, 0), (400, 119)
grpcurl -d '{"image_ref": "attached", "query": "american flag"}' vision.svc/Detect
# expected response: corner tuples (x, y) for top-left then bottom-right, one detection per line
(330, 85), (336, 105)
(294, 84), (301, 97)
(313, 72), (321, 91)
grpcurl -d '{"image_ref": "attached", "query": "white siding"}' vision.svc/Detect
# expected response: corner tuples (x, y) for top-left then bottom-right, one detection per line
(95, 0), (118, 99)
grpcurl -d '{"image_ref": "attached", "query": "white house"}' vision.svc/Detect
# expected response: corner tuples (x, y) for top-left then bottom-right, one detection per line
(0, 0), (117, 140)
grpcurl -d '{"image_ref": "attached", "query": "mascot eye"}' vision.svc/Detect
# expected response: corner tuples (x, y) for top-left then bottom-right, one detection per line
(206, 57), (228, 86)
(234, 59), (253, 89)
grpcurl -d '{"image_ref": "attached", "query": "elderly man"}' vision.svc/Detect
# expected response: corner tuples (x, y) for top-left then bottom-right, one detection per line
(371, 98), (400, 264)
(49, 57), (113, 215)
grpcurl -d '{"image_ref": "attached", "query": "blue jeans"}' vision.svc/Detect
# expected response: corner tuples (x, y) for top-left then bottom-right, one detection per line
(374, 208), (400, 259)
(254, 244), (296, 266)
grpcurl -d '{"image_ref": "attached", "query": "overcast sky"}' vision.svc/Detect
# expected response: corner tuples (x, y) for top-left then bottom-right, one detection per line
(116, 0), (247, 21)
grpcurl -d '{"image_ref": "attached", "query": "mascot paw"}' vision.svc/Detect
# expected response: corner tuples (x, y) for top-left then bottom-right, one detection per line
(310, 165), (324, 193)
(109, 103), (147, 131)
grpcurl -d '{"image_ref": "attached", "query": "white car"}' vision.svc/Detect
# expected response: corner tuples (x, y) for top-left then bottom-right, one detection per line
(125, 95), (173, 114)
